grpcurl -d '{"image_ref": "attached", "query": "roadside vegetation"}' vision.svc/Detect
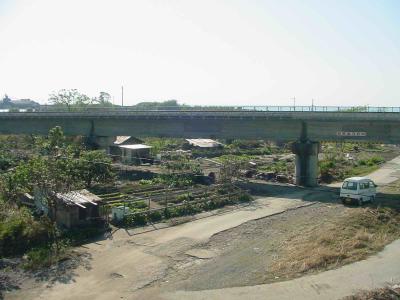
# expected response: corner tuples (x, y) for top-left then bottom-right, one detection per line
(287, 181), (400, 283)
(269, 204), (400, 281)
(342, 284), (400, 300)
(0, 127), (115, 270)
(319, 142), (397, 183)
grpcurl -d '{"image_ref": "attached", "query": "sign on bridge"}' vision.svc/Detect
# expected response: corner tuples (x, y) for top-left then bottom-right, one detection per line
(336, 131), (367, 137)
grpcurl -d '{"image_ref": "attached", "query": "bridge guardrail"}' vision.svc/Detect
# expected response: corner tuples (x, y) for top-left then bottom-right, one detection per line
(1, 105), (400, 113)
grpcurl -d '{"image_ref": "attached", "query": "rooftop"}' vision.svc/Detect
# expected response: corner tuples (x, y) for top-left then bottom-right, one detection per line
(119, 144), (152, 150)
(186, 138), (222, 148)
(56, 189), (101, 208)
(114, 136), (131, 145)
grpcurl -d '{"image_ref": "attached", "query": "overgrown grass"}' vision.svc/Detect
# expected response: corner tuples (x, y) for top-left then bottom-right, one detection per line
(319, 154), (385, 183)
(342, 284), (400, 300)
(345, 164), (380, 178)
(269, 206), (400, 280)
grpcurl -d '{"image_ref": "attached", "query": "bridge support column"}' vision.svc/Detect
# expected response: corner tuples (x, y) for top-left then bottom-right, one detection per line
(291, 140), (319, 187)
(89, 136), (115, 153)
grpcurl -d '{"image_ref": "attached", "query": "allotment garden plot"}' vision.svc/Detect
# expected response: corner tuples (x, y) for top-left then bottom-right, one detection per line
(96, 183), (252, 227)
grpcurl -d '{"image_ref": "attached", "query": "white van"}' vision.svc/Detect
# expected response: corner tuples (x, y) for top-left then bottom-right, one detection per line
(340, 177), (377, 205)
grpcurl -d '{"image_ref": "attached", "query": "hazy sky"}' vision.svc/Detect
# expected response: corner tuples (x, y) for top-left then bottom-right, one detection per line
(0, 0), (399, 106)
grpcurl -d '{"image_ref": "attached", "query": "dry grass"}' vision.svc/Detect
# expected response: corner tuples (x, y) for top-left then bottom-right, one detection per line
(269, 206), (400, 280)
(342, 284), (400, 300)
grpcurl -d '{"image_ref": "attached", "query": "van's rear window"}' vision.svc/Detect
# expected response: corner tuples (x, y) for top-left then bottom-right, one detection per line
(342, 181), (358, 190)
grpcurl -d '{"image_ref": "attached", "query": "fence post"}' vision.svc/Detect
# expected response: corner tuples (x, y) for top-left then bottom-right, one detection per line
(165, 193), (168, 209)
(123, 200), (126, 222)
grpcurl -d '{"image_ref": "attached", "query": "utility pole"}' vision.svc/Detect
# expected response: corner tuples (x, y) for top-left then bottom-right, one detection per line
(292, 96), (296, 110)
(121, 86), (124, 107)
(311, 98), (314, 111)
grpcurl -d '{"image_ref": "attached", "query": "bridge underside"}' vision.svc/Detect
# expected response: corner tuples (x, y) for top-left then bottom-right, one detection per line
(1, 112), (399, 187)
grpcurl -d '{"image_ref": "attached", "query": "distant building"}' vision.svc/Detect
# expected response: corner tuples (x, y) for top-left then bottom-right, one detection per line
(109, 136), (152, 164)
(0, 95), (40, 109)
(185, 139), (223, 149)
(113, 136), (143, 146)
(119, 144), (152, 164)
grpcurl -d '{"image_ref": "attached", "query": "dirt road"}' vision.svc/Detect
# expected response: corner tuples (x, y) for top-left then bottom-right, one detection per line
(6, 191), (313, 300)
(163, 239), (400, 300)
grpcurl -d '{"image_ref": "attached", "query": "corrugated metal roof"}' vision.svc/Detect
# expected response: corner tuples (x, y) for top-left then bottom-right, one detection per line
(186, 139), (222, 148)
(56, 189), (101, 208)
(114, 136), (145, 145)
(114, 136), (132, 145)
(119, 144), (152, 150)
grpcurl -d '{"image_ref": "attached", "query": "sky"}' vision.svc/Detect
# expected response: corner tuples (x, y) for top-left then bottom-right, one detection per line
(0, 0), (399, 106)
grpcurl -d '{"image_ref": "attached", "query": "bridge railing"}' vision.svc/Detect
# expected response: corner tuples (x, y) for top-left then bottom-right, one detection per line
(1, 105), (400, 113)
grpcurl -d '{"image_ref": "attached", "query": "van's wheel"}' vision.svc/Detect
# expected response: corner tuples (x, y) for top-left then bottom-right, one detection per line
(358, 198), (363, 206)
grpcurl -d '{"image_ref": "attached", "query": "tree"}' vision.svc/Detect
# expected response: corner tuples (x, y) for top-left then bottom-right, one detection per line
(0, 94), (12, 109)
(93, 92), (112, 106)
(134, 100), (183, 110)
(0, 126), (116, 258)
(1, 126), (115, 203)
(75, 150), (115, 188)
(2, 94), (11, 105)
(49, 89), (91, 111)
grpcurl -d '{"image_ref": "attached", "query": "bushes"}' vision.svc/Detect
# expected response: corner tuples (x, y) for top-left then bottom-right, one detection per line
(139, 179), (156, 185)
(319, 153), (385, 183)
(0, 206), (50, 257)
(23, 242), (69, 270)
(148, 210), (162, 222)
(238, 193), (252, 202)
(176, 193), (194, 202)
(128, 200), (148, 210)
(124, 213), (147, 227)
(358, 156), (384, 166)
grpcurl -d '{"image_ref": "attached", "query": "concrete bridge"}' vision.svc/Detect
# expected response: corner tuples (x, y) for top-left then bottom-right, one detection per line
(1, 107), (400, 187)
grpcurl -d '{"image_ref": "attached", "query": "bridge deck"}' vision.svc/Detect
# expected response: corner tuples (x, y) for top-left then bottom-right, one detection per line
(1, 107), (400, 143)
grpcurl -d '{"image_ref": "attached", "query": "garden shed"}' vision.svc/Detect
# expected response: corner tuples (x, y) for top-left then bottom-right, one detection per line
(119, 144), (152, 164)
(34, 189), (103, 228)
(109, 136), (152, 164)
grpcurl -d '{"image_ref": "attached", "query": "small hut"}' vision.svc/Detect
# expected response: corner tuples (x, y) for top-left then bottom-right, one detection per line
(34, 189), (103, 228)
(109, 136), (152, 164)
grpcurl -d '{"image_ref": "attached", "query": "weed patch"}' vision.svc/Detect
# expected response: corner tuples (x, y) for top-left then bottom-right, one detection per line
(269, 207), (400, 280)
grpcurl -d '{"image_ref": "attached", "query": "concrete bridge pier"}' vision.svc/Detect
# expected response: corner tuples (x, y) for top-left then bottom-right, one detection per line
(291, 140), (319, 187)
(88, 136), (115, 153)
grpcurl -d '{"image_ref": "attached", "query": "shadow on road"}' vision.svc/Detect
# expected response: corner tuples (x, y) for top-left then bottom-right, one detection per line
(240, 180), (400, 210)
